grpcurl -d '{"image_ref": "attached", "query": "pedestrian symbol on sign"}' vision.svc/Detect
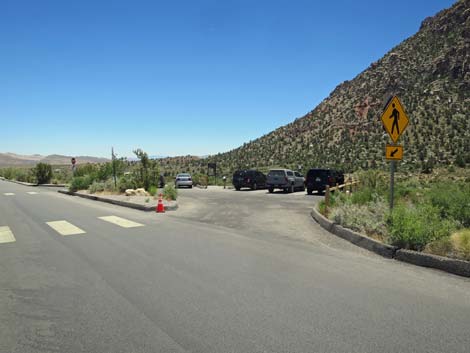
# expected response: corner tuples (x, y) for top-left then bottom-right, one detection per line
(389, 104), (400, 135)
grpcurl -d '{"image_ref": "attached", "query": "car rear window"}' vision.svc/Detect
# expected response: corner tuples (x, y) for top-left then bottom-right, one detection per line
(286, 171), (294, 176)
(268, 170), (285, 177)
(233, 170), (246, 177)
(307, 169), (328, 178)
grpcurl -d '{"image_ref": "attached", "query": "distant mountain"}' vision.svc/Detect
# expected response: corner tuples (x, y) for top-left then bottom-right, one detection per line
(0, 153), (109, 167)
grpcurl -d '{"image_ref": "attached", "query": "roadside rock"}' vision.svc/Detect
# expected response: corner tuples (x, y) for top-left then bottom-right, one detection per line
(125, 189), (137, 196)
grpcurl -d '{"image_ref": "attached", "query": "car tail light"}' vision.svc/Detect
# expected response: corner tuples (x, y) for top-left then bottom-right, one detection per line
(188, 177), (192, 180)
(176, 178), (180, 181)
(328, 176), (333, 184)
(247, 178), (251, 183)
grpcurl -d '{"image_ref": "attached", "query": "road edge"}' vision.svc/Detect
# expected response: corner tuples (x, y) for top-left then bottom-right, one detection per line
(58, 190), (178, 212)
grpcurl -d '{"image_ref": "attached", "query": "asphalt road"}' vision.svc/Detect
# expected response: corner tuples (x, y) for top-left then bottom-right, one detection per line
(1, 180), (470, 353)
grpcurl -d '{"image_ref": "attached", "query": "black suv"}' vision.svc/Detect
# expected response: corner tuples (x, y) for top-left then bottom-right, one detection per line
(305, 169), (344, 195)
(232, 170), (267, 191)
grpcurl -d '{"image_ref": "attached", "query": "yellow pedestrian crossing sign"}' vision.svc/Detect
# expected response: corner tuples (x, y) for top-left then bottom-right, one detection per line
(381, 96), (409, 143)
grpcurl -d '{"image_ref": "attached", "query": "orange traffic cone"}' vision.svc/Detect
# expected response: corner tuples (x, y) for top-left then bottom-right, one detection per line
(156, 194), (165, 213)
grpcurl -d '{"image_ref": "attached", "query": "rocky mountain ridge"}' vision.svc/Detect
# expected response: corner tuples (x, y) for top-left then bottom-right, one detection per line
(171, 0), (469, 175)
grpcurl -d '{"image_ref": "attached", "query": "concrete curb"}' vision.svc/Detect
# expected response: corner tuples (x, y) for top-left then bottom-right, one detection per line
(395, 249), (470, 278)
(1, 178), (67, 187)
(311, 206), (470, 277)
(58, 190), (178, 212)
(311, 208), (398, 258)
(38, 183), (68, 187)
(3, 179), (38, 187)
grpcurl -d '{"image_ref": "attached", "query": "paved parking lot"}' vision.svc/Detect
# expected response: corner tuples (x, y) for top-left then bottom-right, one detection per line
(171, 186), (373, 255)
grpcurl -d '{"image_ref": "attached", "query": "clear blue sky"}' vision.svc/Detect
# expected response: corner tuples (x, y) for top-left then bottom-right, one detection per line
(0, 0), (455, 158)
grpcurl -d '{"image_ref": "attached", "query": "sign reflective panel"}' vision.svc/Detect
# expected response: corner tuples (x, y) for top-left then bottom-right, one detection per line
(381, 96), (409, 143)
(385, 145), (403, 161)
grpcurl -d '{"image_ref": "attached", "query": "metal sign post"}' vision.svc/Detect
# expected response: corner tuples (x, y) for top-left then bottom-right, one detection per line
(111, 147), (117, 188)
(390, 160), (395, 210)
(381, 96), (409, 210)
(208, 163), (217, 186)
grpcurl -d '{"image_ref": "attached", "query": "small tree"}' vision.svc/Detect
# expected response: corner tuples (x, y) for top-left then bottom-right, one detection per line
(133, 148), (151, 190)
(34, 163), (53, 184)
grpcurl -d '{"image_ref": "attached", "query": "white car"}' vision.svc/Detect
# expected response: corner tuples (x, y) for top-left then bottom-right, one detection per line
(175, 173), (193, 188)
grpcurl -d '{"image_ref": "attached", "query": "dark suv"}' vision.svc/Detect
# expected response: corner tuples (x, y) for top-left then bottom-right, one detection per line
(232, 170), (267, 190)
(305, 169), (345, 195)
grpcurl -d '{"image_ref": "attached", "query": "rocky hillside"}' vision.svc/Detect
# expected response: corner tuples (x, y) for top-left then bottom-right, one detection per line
(164, 0), (469, 175)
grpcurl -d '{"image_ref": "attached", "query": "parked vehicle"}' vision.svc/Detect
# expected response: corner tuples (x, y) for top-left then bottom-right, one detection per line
(175, 173), (193, 188)
(266, 169), (305, 193)
(305, 168), (344, 195)
(232, 170), (266, 190)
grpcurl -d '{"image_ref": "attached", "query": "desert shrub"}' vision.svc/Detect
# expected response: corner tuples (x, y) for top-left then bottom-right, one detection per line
(74, 163), (98, 178)
(428, 182), (470, 227)
(162, 185), (177, 200)
(148, 185), (157, 196)
(88, 181), (105, 194)
(117, 175), (137, 193)
(16, 169), (35, 183)
(451, 229), (470, 261)
(34, 163), (53, 184)
(357, 169), (385, 189)
(331, 198), (389, 239)
(424, 237), (453, 257)
(104, 179), (116, 192)
(388, 204), (456, 251)
(350, 187), (379, 205)
(96, 163), (113, 181)
(69, 176), (93, 192)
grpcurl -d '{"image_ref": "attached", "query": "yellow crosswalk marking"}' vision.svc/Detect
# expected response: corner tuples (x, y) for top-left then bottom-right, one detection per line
(98, 216), (144, 228)
(0, 226), (16, 244)
(46, 220), (86, 236)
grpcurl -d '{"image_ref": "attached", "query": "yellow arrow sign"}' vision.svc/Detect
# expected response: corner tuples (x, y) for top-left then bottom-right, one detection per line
(381, 96), (409, 143)
(385, 145), (403, 160)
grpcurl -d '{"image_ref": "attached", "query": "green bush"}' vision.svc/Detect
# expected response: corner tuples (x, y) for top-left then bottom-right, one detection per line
(162, 185), (177, 200)
(148, 185), (157, 196)
(88, 181), (105, 194)
(351, 187), (378, 205)
(117, 175), (137, 193)
(389, 204), (456, 251)
(69, 176), (93, 192)
(74, 163), (98, 178)
(428, 182), (470, 227)
(34, 163), (53, 184)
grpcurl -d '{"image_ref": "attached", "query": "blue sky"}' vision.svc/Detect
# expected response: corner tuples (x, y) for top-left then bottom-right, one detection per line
(0, 0), (455, 158)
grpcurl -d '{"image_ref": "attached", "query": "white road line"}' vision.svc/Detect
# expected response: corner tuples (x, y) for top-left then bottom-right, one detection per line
(0, 226), (16, 244)
(27, 191), (39, 195)
(46, 221), (86, 236)
(98, 216), (144, 228)
(3, 193), (15, 196)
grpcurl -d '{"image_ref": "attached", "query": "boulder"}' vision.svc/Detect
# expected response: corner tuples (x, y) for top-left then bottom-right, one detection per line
(125, 189), (137, 196)
(135, 188), (149, 196)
